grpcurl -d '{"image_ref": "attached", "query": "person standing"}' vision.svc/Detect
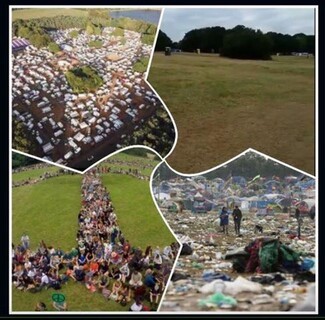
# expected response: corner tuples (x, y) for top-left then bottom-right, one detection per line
(232, 206), (242, 236)
(295, 207), (302, 239)
(21, 233), (30, 250)
(220, 207), (229, 235)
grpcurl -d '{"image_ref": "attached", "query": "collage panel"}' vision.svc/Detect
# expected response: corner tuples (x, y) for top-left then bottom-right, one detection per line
(9, 5), (319, 317)
(149, 7), (315, 175)
(11, 149), (179, 312)
(11, 7), (175, 171)
(152, 150), (316, 312)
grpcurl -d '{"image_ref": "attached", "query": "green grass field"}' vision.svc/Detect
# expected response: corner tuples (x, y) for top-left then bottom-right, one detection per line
(12, 155), (174, 311)
(12, 166), (59, 183)
(12, 175), (82, 250)
(12, 8), (88, 21)
(100, 153), (160, 177)
(149, 53), (315, 175)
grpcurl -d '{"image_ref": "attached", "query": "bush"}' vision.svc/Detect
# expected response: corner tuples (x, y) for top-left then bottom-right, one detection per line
(65, 66), (103, 93)
(86, 20), (102, 35)
(133, 57), (150, 73)
(88, 40), (103, 48)
(112, 27), (124, 37)
(69, 30), (79, 38)
(48, 42), (60, 53)
(29, 33), (51, 48)
(141, 33), (155, 45)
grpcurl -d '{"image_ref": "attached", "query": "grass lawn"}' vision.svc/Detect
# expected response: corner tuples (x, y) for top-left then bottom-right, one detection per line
(149, 53), (315, 175)
(101, 173), (175, 250)
(12, 166), (59, 183)
(12, 174), (82, 251)
(12, 8), (89, 21)
(100, 153), (160, 177)
(12, 157), (174, 311)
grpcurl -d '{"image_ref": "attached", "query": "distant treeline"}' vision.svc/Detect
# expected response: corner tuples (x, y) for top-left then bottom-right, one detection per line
(156, 152), (299, 181)
(12, 9), (156, 48)
(156, 25), (315, 60)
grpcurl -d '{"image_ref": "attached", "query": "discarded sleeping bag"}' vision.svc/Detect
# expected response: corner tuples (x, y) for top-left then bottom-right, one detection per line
(259, 239), (279, 273)
(180, 243), (193, 256)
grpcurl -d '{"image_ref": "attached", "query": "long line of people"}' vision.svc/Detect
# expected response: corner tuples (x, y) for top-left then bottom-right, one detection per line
(12, 170), (179, 311)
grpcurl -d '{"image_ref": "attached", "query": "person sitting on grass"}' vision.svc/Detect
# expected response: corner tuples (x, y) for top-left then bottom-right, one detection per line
(150, 281), (162, 306)
(110, 279), (122, 301)
(119, 261), (130, 283)
(52, 300), (67, 311)
(129, 270), (143, 289)
(129, 297), (143, 311)
(117, 283), (131, 305)
(35, 301), (47, 311)
(144, 268), (156, 289)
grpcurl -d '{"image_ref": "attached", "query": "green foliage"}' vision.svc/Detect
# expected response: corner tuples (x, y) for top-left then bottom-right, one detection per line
(17, 26), (33, 38)
(221, 26), (272, 60)
(120, 37), (126, 45)
(88, 40), (103, 48)
(12, 120), (35, 153)
(48, 41), (60, 53)
(122, 148), (152, 158)
(121, 107), (175, 158)
(133, 56), (150, 73)
(111, 27), (124, 37)
(170, 24), (315, 56)
(29, 33), (51, 48)
(141, 33), (155, 45)
(155, 30), (173, 51)
(12, 153), (39, 169)
(13, 15), (88, 32)
(65, 66), (103, 93)
(85, 20), (102, 35)
(113, 17), (156, 35)
(69, 30), (79, 38)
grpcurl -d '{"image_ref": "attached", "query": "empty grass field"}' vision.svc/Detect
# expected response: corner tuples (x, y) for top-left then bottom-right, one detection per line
(149, 53), (315, 175)
(12, 156), (174, 311)
(12, 8), (88, 21)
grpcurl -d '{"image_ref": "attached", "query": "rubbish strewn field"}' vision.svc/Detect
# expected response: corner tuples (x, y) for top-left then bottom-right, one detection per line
(149, 53), (315, 175)
(160, 210), (316, 312)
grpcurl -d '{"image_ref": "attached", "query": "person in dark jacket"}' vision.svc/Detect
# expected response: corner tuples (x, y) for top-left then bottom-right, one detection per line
(220, 207), (229, 235)
(232, 206), (242, 236)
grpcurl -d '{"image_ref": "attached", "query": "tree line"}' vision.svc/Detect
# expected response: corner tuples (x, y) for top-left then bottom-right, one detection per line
(155, 25), (315, 60)
(156, 152), (299, 181)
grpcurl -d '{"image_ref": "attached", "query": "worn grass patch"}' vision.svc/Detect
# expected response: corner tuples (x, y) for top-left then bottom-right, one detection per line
(148, 53), (315, 174)
(12, 8), (89, 21)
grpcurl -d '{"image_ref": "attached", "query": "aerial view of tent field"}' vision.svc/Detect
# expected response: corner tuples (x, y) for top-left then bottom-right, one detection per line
(11, 8), (175, 171)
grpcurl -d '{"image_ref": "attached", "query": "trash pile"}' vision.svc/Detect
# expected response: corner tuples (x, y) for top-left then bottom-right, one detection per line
(160, 210), (316, 312)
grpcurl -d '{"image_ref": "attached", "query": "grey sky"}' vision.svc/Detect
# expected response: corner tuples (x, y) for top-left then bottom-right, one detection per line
(160, 7), (315, 42)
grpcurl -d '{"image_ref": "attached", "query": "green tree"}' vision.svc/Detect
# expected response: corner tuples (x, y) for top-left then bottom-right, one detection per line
(48, 42), (60, 53)
(29, 33), (51, 48)
(112, 27), (124, 37)
(220, 26), (272, 60)
(69, 30), (79, 38)
(155, 30), (173, 51)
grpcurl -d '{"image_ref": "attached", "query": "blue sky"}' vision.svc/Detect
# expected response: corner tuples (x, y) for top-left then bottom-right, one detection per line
(160, 7), (315, 42)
